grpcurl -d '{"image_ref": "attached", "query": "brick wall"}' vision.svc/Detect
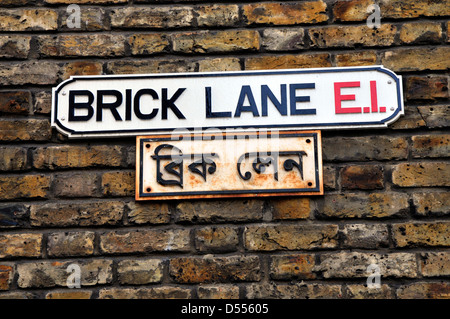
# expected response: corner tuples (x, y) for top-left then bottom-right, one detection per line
(0, 0), (449, 299)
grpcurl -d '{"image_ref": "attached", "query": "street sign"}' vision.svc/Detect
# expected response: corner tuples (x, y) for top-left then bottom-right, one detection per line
(52, 65), (403, 138)
(136, 130), (323, 200)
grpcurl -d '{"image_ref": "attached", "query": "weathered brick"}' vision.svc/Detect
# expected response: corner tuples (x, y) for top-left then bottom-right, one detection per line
(393, 222), (450, 247)
(128, 34), (169, 56)
(110, 6), (194, 29)
(99, 287), (191, 299)
(413, 192), (450, 216)
(33, 91), (52, 115)
(0, 62), (59, 86)
(270, 254), (316, 280)
(0, 292), (35, 299)
(0, 233), (42, 259)
(270, 197), (310, 220)
(106, 59), (197, 75)
(197, 285), (239, 299)
(102, 171), (134, 197)
(382, 47), (450, 72)
(0, 147), (28, 171)
(0, 0), (32, 5)
(333, 0), (375, 22)
(335, 51), (377, 67)
(117, 259), (163, 285)
(172, 30), (260, 54)
(309, 24), (397, 48)
(341, 165), (384, 190)
(315, 252), (417, 278)
(62, 62), (103, 80)
(244, 224), (338, 251)
(392, 162), (450, 187)
(38, 34), (125, 57)
(126, 202), (170, 225)
(0, 119), (51, 142)
(397, 282), (450, 299)
(53, 172), (99, 198)
(340, 224), (389, 248)
(197, 57), (241, 72)
(45, 290), (92, 299)
(390, 107), (426, 130)
(0, 175), (50, 200)
(46, 0), (126, 3)
(194, 226), (239, 253)
(33, 145), (125, 170)
(380, 0), (450, 19)
(59, 7), (108, 31)
(175, 199), (264, 223)
(261, 28), (305, 51)
(317, 193), (409, 219)
(420, 252), (450, 277)
(246, 283), (342, 299)
(400, 22), (442, 44)
(0, 265), (13, 290)
(169, 256), (260, 284)
(323, 136), (408, 161)
(345, 285), (394, 299)
(418, 105), (450, 128)
(196, 4), (239, 27)
(0, 91), (30, 114)
(0, 205), (28, 228)
(0, 9), (57, 31)
(0, 36), (30, 59)
(100, 229), (190, 254)
(412, 134), (450, 158)
(30, 201), (124, 227)
(405, 76), (448, 100)
(17, 260), (112, 288)
(243, 1), (328, 25)
(245, 53), (331, 70)
(47, 231), (95, 257)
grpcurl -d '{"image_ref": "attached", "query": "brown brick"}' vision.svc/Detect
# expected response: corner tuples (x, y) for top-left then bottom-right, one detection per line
(0, 292), (35, 299)
(405, 76), (448, 100)
(33, 91), (52, 115)
(196, 4), (239, 27)
(106, 59), (197, 75)
(345, 285), (394, 299)
(62, 62), (103, 80)
(53, 172), (99, 198)
(33, 145), (125, 170)
(45, 290), (92, 299)
(315, 252), (417, 279)
(110, 6), (194, 29)
(333, 0), (375, 22)
(128, 34), (169, 56)
(270, 197), (310, 220)
(38, 34), (125, 57)
(0, 233), (42, 259)
(270, 254), (316, 280)
(0, 175), (50, 200)
(243, 1), (328, 25)
(323, 136), (408, 161)
(397, 282), (450, 299)
(0, 62), (59, 86)
(117, 259), (163, 285)
(246, 283), (342, 299)
(45, 0), (126, 3)
(412, 134), (450, 158)
(245, 53), (331, 70)
(244, 224), (338, 251)
(172, 30), (260, 54)
(392, 162), (450, 187)
(30, 201), (124, 227)
(0, 119), (50, 142)
(382, 47), (450, 72)
(0, 91), (30, 114)
(100, 229), (190, 254)
(400, 22), (442, 44)
(197, 58), (241, 72)
(309, 24), (397, 48)
(341, 165), (384, 190)
(101, 171), (134, 197)
(59, 7), (108, 31)
(390, 107), (426, 130)
(17, 260), (112, 288)
(0, 147), (28, 171)
(380, 0), (450, 19)
(418, 105), (450, 128)
(0, 0), (32, 5)
(0, 9), (57, 31)
(175, 199), (264, 223)
(420, 252), (450, 277)
(99, 287), (191, 299)
(169, 256), (260, 284)
(197, 285), (239, 299)
(0, 265), (13, 291)
(261, 28), (305, 51)
(126, 202), (170, 225)
(413, 192), (450, 216)
(0, 36), (30, 59)
(393, 222), (450, 247)
(341, 224), (389, 249)
(194, 226), (239, 253)
(335, 51), (377, 67)
(318, 193), (409, 219)
(47, 231), (95, 257)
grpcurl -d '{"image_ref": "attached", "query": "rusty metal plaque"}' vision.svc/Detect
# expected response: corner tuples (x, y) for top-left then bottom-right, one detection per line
(136, 130), (323, 200)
